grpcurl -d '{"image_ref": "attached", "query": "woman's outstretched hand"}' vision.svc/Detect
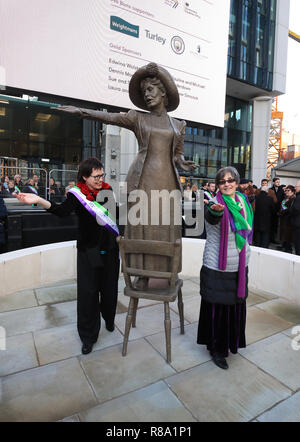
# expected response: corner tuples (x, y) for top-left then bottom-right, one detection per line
(12, 193), (51, 209)
(210, 203), (225, 212)
(13, 192), (40, 205)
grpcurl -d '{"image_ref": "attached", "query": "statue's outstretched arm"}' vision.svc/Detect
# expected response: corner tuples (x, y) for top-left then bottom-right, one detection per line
(53, 106), (136, 130)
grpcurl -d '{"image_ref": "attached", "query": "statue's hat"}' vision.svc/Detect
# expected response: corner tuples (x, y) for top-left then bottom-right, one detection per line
(129, 62), (179, 112)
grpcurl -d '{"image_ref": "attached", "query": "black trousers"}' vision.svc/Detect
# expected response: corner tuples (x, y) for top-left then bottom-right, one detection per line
(77, 249), (120, 344)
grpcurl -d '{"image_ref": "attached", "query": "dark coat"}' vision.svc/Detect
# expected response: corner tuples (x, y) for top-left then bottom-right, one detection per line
(47, 186), (118, 252)
(253, 191), (275, 232)
(290, 193), (300, 229)
(0, 197), (7, 244)
(280, 197), (295, 242)
(271, 185), (285, 211)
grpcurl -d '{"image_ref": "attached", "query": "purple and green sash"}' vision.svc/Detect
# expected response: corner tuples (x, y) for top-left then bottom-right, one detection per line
(216, 191), (253, 300)
(28, 186), (38, 195)
(69, 186), (119, 236)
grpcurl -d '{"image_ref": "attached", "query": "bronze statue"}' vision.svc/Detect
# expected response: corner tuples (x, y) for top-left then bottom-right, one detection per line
(56, 63), (197, 286)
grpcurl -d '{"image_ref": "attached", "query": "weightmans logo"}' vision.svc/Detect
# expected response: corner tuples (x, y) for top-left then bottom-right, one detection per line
(110, 16), (139, 38)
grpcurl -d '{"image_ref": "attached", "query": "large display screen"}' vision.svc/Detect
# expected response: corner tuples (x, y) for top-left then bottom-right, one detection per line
(0, 0), (230, 126)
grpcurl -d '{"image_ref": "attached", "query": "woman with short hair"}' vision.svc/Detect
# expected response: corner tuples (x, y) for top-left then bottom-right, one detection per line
(13, 157), (119, 355)
(197, 166), (254, 369)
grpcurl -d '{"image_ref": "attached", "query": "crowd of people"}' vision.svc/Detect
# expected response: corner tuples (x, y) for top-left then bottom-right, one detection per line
(0, 173), (76, 202)
(183, 176), (300, 255)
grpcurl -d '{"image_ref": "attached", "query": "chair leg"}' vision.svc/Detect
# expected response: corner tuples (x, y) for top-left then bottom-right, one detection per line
(122, 297), (135, 356)
(132, 298), (139, 328)
(177, 289), (184, 335)
(164, 302), (171, 363)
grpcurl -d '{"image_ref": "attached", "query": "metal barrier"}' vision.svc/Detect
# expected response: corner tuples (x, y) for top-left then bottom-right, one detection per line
(0, 166), (78, 202)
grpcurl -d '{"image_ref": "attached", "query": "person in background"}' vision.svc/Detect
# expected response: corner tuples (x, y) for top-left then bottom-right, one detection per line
(14, 174), (23, 192)
(203, 181), (216, 203)
(290, 181), (300, 255)
(201, 181), (209, 192)
(22, 177), (39, 195)
(191, 184), (199, 201)
(237, 178), (249, 194)
(183, 185), (193, 202)
(270, 177), (285, 244)
(253, 186), (275, 248)
(2, 178), (17, 198)
(1, 176), (9, 192)
(14, 157), (120, 355)
(245, 179), (256, 211)
(197, 166), (253, 370)
(258, 178), (277, 205)
(0, 196), (7, 253)
(279, 185), (295, 253)
(49, 177), (61, 203)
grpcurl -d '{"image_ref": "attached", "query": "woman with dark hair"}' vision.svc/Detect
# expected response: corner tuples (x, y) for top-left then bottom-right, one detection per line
(13, 157), (119, 355)
(197, 166), (253, 369)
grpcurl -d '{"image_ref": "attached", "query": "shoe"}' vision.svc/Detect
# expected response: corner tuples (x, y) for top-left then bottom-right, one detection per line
(212, 353), (228, 370)
(105, 321), (115, 332)
(81, 343), (93, 355)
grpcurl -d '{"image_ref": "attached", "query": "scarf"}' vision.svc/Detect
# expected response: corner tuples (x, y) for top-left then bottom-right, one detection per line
(76, 181), (111, 201)
(216, 191), (253, 300)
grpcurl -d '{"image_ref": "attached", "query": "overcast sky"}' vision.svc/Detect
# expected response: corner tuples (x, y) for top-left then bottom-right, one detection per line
(278, 0), (300, 133)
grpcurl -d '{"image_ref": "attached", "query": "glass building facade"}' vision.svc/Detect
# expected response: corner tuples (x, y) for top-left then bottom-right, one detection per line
(181, 0), (277, 185)
(0, 0), (277, 189)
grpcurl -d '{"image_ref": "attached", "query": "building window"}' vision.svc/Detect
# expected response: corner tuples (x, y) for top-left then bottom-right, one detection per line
(227, 0), (276, 90)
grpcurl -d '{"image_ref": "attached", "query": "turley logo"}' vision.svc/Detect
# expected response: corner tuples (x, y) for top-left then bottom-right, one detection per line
(171, 36), (185, 54)
(110, 16), (139, 38)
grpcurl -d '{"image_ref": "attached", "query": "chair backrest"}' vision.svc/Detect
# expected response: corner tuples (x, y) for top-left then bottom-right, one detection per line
(116, 237), (181, 290)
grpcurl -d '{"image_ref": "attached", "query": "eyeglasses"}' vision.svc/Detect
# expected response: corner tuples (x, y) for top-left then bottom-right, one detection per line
(90, 173), (106, 180)
(217, 178), (236, 185)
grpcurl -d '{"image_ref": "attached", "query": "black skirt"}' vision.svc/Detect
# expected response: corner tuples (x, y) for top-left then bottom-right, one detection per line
(197, 299), (246, 358)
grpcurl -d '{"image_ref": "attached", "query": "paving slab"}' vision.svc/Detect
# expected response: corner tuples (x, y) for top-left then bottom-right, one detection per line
(35, 283), (77, 305)
(0, 289), (37, 313)
(79, 381), (197, 422)
(0, 301), (77, 337)
(146, 323), (211, 372)
(246, 306), (293, 345)
(181, 279), (199, 297)
(255, 299), (300, 325)
(34, 323), (124, 365)
(247, 292), (269, 307)
(0, 333), (38, 376)
(239, 333), (300, 391)
(115, 303), (186, 340)
(171, 293), (200, 324)
(166, 354), (291, 422)
(257, 391), (300, 422)
(79, 339), (175, 404)
(0, 358), (97, 422)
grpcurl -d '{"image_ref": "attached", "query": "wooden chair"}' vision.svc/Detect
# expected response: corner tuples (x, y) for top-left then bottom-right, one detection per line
(117, 236), (184, 363)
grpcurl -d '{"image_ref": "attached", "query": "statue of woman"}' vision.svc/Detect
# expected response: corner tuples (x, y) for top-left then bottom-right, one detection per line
(56, 62), (197, 285)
